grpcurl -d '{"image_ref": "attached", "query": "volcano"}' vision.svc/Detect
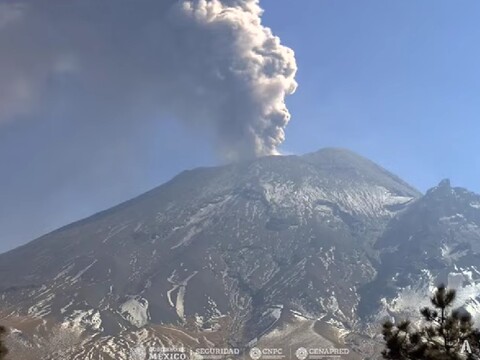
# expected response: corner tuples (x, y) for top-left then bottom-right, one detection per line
(2, 148), (480, 359)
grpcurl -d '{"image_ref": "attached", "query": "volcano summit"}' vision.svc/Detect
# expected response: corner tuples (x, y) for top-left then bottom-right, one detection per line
(2, 149), (480, 359)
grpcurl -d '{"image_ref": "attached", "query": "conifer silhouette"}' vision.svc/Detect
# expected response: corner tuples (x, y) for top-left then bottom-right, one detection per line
(382, 284), (480, 359)
(0, 325), (8, 360)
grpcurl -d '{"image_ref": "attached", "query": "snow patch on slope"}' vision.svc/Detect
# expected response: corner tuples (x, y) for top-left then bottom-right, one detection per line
(120, 296), (150, 328)
(65, 309), (103, 331)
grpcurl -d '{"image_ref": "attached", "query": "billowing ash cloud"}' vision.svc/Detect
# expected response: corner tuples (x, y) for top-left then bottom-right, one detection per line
(0, 0), (297, 160)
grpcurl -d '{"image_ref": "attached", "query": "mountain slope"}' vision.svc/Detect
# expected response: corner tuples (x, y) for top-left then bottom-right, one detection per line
(0, 148), (423, 358)
(359, 179), (480, 328)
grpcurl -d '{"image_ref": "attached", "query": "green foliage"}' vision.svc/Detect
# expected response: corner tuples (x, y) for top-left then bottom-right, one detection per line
(0, 325), (8, 360)
(382, 284), (480, 359)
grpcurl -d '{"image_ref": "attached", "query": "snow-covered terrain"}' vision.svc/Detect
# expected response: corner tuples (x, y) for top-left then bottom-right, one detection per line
(2, 148), (479, 359)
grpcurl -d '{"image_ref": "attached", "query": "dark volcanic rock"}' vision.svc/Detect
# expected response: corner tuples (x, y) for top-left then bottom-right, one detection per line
(359, 179), (480, 326)
(9, 148), (472, 359)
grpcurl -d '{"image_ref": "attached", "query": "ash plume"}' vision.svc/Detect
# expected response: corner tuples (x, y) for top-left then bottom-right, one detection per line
(0, 0), (297, 161)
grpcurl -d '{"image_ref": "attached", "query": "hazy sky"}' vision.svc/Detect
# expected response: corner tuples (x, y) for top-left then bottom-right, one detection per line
(1, 0), (480, 253)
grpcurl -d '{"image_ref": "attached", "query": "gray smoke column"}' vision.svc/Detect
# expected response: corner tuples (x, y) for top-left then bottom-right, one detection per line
(0, 0), (297, 161)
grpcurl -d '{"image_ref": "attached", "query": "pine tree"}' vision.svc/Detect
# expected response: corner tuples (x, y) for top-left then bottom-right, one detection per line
(0, 325), (8, 360)
(382, 284), (480, 359)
